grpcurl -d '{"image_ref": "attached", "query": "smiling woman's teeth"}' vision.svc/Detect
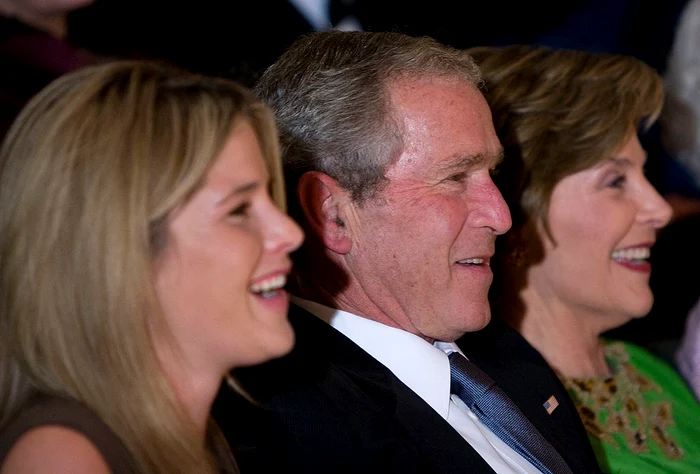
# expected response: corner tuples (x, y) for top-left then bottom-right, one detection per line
(250, 275), (287, 297)
(611, 247), (650, 261)
(457, 258), (485, 265)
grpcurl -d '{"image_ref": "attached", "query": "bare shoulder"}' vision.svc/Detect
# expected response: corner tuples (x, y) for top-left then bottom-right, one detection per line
(1, 425), (112, 474)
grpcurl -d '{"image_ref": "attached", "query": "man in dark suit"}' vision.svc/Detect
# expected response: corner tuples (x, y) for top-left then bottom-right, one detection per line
(213, 30), (600, 474)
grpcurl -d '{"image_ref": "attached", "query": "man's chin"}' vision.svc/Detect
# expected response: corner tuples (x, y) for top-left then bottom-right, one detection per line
(433, 316), (492, 343)
(459, 309), (492, 334)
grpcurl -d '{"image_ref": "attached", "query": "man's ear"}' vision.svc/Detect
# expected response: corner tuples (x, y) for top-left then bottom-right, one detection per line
(297, 171), (352, 255)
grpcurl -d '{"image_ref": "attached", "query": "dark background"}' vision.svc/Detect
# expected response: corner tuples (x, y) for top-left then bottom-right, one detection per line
(66, 0), (688, 85)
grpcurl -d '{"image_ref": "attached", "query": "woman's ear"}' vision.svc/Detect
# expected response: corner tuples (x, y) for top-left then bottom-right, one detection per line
(297, 171), (352, 254)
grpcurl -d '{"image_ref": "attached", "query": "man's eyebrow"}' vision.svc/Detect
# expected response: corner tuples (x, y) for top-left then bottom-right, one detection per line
(439, 148), (504, 173)
(217, 181), (260, 205)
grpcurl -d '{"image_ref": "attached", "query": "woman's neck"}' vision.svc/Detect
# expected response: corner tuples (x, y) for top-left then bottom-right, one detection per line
(155, 343), (222, 442)
(514, 286), (611, 378)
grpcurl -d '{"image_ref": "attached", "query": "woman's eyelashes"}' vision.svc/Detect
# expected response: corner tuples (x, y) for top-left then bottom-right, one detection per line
(228, 201), (251, 218)
(607, 173), (626, 189)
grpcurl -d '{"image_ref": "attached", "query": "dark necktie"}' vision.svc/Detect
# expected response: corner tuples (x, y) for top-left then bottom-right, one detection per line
(448, 352), (573, 474)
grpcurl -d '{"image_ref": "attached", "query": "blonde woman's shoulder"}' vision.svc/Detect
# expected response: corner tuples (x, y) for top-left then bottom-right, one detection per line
(1, 425), (111, 474)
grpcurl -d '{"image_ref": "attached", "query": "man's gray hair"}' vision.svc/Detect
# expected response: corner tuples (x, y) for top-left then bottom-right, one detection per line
(254, 30), (483, 215)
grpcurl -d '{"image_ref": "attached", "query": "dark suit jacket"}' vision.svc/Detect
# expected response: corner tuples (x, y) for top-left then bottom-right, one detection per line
(213, 303), (600, 473)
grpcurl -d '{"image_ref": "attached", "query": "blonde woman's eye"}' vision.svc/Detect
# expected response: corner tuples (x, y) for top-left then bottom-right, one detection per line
(229, 202), (250, 217)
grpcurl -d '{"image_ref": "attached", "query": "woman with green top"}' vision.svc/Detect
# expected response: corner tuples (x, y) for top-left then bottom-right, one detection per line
(469, 44), (700, 473)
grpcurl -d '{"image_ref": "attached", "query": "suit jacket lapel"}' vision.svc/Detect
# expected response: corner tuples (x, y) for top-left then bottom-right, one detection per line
(291, 305), (496, 473)
(458, 318), (598, 473)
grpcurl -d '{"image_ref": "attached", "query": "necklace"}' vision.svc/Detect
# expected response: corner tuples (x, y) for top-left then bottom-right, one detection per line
(560, 342), (684, 460)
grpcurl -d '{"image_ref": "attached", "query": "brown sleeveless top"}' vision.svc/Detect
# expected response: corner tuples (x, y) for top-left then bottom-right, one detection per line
(0, 393), (240, 473)
(0, 393), (139, 473)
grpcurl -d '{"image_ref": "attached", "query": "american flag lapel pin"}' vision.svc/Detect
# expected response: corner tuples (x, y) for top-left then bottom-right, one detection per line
(543, 395), (559, 415)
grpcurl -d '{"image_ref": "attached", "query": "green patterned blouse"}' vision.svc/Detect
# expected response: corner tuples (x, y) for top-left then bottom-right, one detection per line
(561, 341), (700, 474)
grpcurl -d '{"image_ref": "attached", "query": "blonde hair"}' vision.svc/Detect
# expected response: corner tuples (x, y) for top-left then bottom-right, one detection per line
(468, 44), (663, 238)
(0, 60), (284, 473)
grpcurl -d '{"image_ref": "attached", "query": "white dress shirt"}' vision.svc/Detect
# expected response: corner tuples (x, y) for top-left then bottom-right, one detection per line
(291, 297), (544, 474)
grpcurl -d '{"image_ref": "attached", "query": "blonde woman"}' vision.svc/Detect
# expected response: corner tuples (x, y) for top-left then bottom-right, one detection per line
(0, 60), (303, 473)
(471, 44), (700, 474)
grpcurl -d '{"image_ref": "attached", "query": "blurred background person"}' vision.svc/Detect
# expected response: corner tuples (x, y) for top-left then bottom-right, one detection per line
(676, 297), (700, 401)
(647, 0), (700, 363)
(0, 0), (100, 139)
(470, 44), (700, 473)
(0, 60), (303, 473)
(660, 0), (700, 218)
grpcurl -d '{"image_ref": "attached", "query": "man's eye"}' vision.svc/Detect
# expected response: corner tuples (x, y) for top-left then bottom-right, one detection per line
(449, 172), (466, 182)
(229, 202), (250, 217)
